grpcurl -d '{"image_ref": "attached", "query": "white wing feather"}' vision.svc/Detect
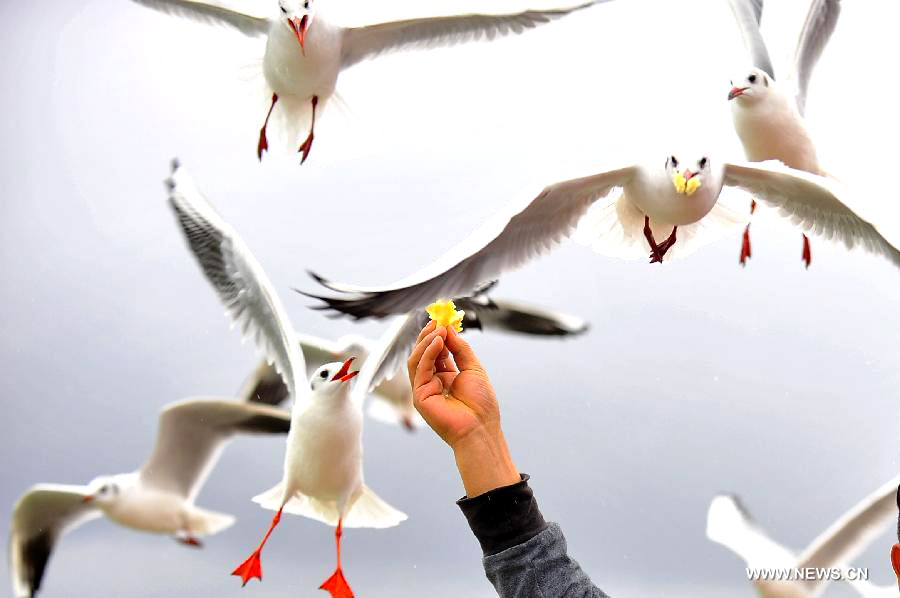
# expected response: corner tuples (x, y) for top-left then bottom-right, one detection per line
(307, 166), (636, 318)
(724, 161), (900, 268)
(130, 0), (270, 36)
(167, 161), (307, 398)
(727, 0), (775, 78)
(340, 2), (601, 69)
(706, 494), (797, 570)
(791, 0), (842, 115)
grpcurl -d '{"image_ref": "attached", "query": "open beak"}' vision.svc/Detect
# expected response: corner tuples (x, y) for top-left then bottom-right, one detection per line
(728, 86), (747, 100)
(683, 169), (695, 180)
(82, 495), (94, 504)
(288, 15), (309, 53)
(331, 357), (359, 383)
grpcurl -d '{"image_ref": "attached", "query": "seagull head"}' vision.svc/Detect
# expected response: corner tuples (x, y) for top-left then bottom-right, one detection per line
(310, 358), (360, 395)
(279, 0), (316, 51)
(665, 154), (710, 196)
(728, 68), (771, 103)
(82, 476), (122, 506)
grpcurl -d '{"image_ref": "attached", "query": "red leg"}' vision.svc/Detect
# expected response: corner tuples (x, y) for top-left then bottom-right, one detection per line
(319, 519), (353, 598)
(801, 234), (811, 269)
(298, 95), (319, 165)
(643, 216), (664, 264)
(401, 415), (415, 432)
(258, 93), (279, 162)
(650, 226), (678, 263)
(740, 223), (752, 266)
(232, 507), (283, 587)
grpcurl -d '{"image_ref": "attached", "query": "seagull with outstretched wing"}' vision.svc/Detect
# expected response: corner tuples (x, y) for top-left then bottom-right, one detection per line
(131, 0), (608, 164)
(8, 398), (292, 598)
(726, 0), (843, 267)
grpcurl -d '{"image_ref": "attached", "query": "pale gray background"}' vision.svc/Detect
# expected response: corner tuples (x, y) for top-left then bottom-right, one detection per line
(1, 0), (898, 596)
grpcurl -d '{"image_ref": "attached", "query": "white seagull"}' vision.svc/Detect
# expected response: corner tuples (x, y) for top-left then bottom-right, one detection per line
(132, 0), (604, 164)
(245, 287), (589, 430)
(727, 0), (842, 267)
(706, 474), (900, 598)
(303, 156), (900, 318)
(166, 160), (406, 597)
(8, 398), (293, 598)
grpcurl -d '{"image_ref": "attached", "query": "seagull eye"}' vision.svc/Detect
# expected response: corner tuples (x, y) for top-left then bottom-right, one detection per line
(748, 74), (757, 84)
(280, 6), (287, 13)
(670, 156), (678, 168)
(699, 157), (708, 169)
(319, 370), (329, 379)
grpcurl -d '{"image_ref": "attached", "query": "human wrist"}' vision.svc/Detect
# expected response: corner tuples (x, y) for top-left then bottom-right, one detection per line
(452, 425), (520, 498)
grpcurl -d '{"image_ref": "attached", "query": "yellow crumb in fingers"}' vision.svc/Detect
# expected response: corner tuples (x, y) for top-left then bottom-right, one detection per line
(426, 299), (465, 333)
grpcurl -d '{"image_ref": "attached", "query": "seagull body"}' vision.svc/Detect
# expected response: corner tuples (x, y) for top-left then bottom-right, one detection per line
(167, 161), (405, 597)
(706, 474), (900, 598)
(304, 157), (900, 319)
(132, 0), (604, 164)
(727, 0), (842, 265)
(9, 398), (292, 598)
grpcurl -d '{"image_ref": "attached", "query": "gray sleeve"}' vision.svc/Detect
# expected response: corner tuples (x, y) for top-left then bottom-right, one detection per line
(482, 522), (610, 598)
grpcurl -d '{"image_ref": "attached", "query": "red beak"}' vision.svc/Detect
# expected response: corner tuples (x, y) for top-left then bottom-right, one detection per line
(289, 15), (309, 53)
(728, 86), (747, 100)
(331, 357), (359, 383)
(82, 495), (94, 503)
(683, 169), (695, 180)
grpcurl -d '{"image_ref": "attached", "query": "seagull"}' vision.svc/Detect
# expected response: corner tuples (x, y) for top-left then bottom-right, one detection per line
(727, 0), (842, 267)
(131, 0), (604, 164)
(247, 284), (588, 430)
(8, 398), (292, 598)
(706, 474), (900, 598)
(302, 156), (900, 319)
(166, 160), (406, 597)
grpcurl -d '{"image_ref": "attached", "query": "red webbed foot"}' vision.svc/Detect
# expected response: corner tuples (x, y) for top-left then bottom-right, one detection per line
(176, 536), (203, 548)
(298, 131), (315, 164)
(232, 550), (263, 587)
(257, 129), (269, 162)
(319, 567), (354, 598)
(649, 226), (677, 264)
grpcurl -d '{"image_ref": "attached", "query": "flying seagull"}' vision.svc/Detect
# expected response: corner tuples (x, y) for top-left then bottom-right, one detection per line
(167, 160), (405, 597)
(9, 398), (292, 598)
(727, 0), (842, 267)
(131, 0), (606, 164)
(706, 473), (900, 597)
(304, 156), (900, 319)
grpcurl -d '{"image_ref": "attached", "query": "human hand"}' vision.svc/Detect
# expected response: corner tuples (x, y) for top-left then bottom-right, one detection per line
(408, 321), (519, 497)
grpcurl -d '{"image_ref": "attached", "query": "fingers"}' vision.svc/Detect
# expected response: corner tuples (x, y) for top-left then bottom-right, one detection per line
(445, 327), (484, 373)
(414, 335), (445, 392)
(415, 320), (436, 345)
(435, 344), (457, 374)
(407, 326), (447, 384)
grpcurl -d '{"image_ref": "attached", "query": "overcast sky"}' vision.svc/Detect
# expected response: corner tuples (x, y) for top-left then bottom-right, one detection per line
(1, 0), (898, 596)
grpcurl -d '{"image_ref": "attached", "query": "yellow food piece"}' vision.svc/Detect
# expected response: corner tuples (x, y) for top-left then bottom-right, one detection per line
(685, 177), (702, 196)
(426, 299), (465, 333)
(672, 172), (687, 194)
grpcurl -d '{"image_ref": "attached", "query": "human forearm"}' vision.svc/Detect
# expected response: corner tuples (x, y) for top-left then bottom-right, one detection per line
(452, 426), (521, 498)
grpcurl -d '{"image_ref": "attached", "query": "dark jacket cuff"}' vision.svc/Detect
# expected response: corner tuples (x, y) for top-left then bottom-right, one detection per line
(456, 474), (547, 556)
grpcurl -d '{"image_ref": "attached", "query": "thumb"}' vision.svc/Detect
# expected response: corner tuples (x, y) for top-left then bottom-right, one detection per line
(445, 328), (484, 373)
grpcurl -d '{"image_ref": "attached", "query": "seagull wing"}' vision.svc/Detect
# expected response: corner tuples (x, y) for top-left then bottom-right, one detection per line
(723, 161), (900, 268)
(9, 484), (101, 598)
(795, 474), (900, 595)
(706, 494), (796, 570)
(350, 313), (424, 408)
(456, 296), (589, 337)
(167, 160), (307, 399)
(238, 360), (289, 406)
(791, 0), (841, 114)
(340, 2), (601, 69)
(304, 166), (636, 318)
(130, 0), (270, 36)
(138, 398), (291, 501)
(727, 0), (776, 78)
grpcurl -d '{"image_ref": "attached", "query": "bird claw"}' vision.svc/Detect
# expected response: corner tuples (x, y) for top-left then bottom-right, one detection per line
(257, 128), (269, 162)
(648, 229), (677, 264)
(176, 535), (203, 548)
(801, 234), (811, 269)
(319, 567), (354, 598)
(232, 550), (263, 586)
(298, 131), (315, 165)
